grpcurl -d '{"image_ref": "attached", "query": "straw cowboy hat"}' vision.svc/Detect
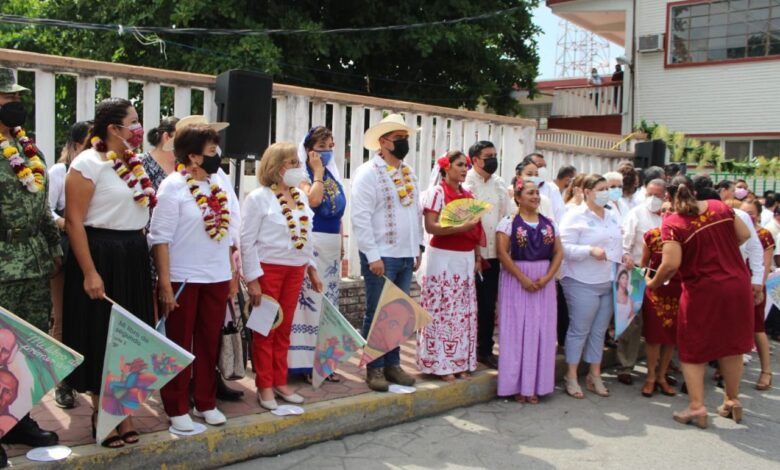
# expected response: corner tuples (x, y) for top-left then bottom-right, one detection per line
(363, 113), (417, 151)
(162, 115), (230, 151)
(0, 67), (30, 93)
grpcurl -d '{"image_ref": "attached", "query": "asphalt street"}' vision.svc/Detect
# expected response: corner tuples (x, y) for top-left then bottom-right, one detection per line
(223, 350), (780, 470)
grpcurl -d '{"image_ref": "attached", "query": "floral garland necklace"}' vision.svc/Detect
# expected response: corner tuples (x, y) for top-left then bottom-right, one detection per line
(182, 169), (230, 241)
(386, 163), (415, 206)
(0, 127), (46, 193)
(272, 183), (309, 249)
(92, 136), (156, 208)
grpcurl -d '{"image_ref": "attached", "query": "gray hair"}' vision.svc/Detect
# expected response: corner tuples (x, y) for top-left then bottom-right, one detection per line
(647, 178), (667, 190)
(643, 166), (664, 183)
(603, 171), (623, 182)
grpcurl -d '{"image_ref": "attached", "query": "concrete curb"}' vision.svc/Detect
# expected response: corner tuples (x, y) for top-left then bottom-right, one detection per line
(13, 346), (630, 469)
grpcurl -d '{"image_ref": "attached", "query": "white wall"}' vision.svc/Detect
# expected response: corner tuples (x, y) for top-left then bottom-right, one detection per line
(634, 0), (780, 135)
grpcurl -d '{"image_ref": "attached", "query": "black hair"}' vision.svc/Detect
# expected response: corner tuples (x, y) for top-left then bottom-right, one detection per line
(515, 156), (537, 175)
(303, 126), (333, 151)
(765, 193), (777, 209)
(468, 140), (495, 158)
(438, 150), (467, 178)
(147, 116), (179, 147)
(556, 165), (576, 180)
(664, 163), (681, 177)
(86, 97), (133, 146)
(669, 175), (698, 215)
(715, 180), (734, 191)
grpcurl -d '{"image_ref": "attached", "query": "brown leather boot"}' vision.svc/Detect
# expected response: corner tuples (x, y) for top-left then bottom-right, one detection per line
(384, 365), (415, 386)
(366, 367), (390, 392)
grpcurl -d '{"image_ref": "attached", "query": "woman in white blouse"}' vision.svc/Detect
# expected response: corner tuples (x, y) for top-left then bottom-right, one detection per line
(64, 98), (155, 448)
(240, 142), (323, 410)
(559, 173), (628, 399)
(150, 125), (239, 432)
(47, 120), (91, 409)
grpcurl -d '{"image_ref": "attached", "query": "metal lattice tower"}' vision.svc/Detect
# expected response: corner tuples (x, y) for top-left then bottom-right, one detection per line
(555, 19), (611, 78)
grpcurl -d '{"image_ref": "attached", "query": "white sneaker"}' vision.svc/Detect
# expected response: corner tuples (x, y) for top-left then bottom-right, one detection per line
(170, 414), (194, 432)
(193, 407), (227, 426)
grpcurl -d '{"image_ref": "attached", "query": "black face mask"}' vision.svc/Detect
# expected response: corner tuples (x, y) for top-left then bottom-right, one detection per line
(0, 101), (27, 128)
(200, 154), (221, 175)
(481, 158), (498, 175)
(388, 138), (410, 159)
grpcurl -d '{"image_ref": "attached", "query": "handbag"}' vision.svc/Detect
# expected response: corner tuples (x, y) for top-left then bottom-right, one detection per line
(218, 299), (246, 380)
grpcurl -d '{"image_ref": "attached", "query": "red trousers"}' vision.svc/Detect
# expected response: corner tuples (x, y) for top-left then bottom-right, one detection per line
(160, 281), (230, 416)
(253, 263), (306, 389)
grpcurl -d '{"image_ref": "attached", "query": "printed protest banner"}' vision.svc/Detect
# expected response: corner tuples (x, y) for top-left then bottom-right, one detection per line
(765, 271), (780, 319)
(360, 278), (432, 367)
(613, 265), (646, 339)
(312, 298), (366, 388)
(97, 304), (193, 442)
(0, 306), (83, 438)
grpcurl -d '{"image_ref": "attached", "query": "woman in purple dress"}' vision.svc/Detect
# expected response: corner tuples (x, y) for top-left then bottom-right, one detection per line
(496, 178), (563, 403)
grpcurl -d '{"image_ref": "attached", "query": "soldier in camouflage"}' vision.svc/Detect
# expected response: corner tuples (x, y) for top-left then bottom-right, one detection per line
(0, 67), (61, 465)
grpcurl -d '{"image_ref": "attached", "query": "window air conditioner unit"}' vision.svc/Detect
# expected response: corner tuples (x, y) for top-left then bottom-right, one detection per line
(638, 34), (665, 53)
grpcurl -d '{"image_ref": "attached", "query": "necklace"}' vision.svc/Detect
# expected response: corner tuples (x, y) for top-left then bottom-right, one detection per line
(0, 127), (46, 193)
(272, 184), (309, 249)
(183, 169), (230, 240)
(92, 136), (156, 208)
(385, 163), (415, 206)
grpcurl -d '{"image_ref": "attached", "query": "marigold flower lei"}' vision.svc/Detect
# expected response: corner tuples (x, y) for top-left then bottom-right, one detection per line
(92, 136), (156, 208)
(386, 164), (415, 206)
(182, 169), (230, 240)
(272, 184), (309, 250)
(0, 127), (46, 193)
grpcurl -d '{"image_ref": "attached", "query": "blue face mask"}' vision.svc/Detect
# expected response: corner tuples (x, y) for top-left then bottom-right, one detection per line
(608, 187), (622, 201)
(317, 150), (333, 166)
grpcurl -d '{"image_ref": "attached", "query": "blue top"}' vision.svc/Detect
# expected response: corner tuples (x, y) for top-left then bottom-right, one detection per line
(307, 167), (346, 234)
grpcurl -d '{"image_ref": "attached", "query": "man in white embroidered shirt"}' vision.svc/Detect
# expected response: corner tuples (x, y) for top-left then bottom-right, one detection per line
(464, 140), (511, 368)
(350, 114), (423, 392)
(616, 178), (666, 385)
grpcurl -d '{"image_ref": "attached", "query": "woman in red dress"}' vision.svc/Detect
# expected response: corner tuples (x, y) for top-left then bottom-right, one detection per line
(646, 176), (759, 429)
(639, 201), (680, 398)
(740, 200), (774, 391)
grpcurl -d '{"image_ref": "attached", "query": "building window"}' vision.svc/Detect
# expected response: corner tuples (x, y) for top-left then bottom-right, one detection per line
(669, 0), (780, 65)
(724, 140), (752, 160)
(753, 139), (780, 156)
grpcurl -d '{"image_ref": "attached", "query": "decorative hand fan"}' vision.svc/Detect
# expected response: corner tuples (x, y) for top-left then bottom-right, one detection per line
(439, 199), (492, 227)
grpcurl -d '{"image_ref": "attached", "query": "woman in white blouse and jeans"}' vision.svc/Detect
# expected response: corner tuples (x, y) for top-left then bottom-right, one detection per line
(150, 125), (239, 431)
(241, 142), (322, 410)
(559, 173), (628, 399)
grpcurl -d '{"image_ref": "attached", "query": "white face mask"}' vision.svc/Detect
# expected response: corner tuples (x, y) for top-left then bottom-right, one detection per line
(646, 195), (664, 213)
(527, 176), (544, 186)
(537, 166), (549, 181)
(282, 167), (307, 187)
(593, 190), (610, 207)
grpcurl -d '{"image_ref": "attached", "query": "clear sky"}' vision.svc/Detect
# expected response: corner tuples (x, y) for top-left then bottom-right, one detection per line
(532, 4), (625, 80)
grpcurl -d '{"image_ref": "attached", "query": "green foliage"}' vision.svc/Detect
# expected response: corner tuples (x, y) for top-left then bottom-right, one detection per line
(0, 0), (540, 117)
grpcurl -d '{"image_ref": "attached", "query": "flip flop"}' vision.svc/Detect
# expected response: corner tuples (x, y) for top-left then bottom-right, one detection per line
(121, 431), (140, 444)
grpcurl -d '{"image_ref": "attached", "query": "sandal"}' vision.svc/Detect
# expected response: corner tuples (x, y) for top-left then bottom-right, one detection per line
(756, 371), (773, 391)
(121, 431), (140, 444)
(514, 394), (526, 403)
(527, 395), (539, 405)
(92, 412), (124, 449)
(564, 376), (584, 399)
(656, 380), (676, 397)
(586, 374), (610, 397)
(441, 374), (456, 383)
(325, 372), (342, 383)
(717, 399), (743, 424)
(641, 380), (656, 398)
(673, 407), (708, 429)
(457, 372), (471, 380)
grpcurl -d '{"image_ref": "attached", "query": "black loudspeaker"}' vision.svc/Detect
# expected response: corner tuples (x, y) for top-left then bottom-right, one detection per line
(634, 139), (667, 169)
(215, 69), (273, 159)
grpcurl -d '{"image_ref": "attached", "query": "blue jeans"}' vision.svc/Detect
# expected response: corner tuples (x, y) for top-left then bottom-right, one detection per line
(360, 253), (415, 369)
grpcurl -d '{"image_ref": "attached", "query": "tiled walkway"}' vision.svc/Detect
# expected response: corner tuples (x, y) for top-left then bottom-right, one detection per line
(9, 340), (474, 458)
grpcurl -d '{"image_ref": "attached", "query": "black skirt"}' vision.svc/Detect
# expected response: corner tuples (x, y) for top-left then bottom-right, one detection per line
(62, 227), (154, 394)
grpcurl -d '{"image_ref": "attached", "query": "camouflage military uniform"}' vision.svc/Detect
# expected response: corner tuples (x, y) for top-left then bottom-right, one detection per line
(0, 137), (62, 331)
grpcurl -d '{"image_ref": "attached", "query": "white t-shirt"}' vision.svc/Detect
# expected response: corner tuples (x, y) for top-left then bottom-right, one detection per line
(148, 172), (238, 283)
(68, 148), (150, 230)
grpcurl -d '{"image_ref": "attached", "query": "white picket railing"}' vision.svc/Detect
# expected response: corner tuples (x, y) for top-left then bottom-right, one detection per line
(536, 128), (637, 152)
(1, 48), (542, 278)
(551, 83), (623, 117)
